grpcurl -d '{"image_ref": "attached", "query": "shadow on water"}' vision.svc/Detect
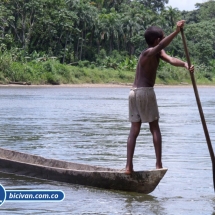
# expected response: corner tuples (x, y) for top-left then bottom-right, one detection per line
(123, 192), (165, 215)
(85, 186), (167, 215)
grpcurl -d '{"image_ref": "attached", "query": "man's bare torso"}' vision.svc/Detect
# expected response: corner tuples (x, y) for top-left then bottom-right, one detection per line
(133, 48), (161, 88)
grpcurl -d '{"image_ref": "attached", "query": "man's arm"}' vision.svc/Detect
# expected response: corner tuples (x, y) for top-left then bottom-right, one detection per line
(160, 50), (186, 67)
(160, 50), (194, 72)
(146, 20), (185, 57)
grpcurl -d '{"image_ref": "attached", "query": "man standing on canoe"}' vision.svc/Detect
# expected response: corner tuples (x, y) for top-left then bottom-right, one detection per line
(125, 20), (194, 174)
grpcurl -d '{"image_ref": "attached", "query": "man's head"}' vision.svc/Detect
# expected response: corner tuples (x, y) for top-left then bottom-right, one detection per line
(144, 26), (164, 46)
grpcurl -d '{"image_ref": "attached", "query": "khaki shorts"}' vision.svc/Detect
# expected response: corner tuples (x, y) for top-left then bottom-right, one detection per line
(128, 87), (159, 123)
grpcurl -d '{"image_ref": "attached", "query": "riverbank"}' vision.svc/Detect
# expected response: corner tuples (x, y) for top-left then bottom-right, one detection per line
(1, 83), (215, 88)
(1, 57), (215, 86)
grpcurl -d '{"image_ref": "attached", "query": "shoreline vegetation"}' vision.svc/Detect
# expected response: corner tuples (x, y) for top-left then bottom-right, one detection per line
(0, 59), (215, 87)
(0, 1), (215, 87)
(1, 83), (215, 88)
(0, 84), (215, 89)
(1, 1), (215, 87)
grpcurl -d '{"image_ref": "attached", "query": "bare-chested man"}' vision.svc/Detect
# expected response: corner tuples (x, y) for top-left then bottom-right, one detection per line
(125, 20), (194, 174)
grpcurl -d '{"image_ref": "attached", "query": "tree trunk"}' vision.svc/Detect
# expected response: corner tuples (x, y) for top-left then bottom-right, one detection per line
(62, 33), (69, 64)
(80, 30), (83, 60)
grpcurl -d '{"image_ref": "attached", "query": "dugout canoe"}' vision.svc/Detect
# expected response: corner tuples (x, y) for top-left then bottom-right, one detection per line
(0, 148), (167, 194)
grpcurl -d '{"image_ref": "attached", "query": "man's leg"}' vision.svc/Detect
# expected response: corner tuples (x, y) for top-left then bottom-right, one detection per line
(149, 119), (162, 169)
(126, 122), (141, 174)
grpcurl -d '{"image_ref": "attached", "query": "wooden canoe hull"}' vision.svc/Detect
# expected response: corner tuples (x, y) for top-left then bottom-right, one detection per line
(0, 148), (167, 194)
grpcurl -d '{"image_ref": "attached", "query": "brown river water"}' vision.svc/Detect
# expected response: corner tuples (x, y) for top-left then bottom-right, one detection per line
(0, 85), (215, 214)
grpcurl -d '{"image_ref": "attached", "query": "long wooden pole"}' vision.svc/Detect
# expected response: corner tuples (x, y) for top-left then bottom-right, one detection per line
(180, 28), (215, 191)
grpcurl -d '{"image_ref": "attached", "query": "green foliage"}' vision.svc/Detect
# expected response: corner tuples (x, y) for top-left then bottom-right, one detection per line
(0, 52), (215, 85)
(0, 51), (13, 83)
(0, 0), (215, 85)
(195, 1), (215, 21)
(157, 63), (190, 84)
(78, 60), (90, 68)
(0, 0), (214, 66)
(118, 56), (138, 71)
(95, 49), (128, 69)
(183, 20), (215, 64)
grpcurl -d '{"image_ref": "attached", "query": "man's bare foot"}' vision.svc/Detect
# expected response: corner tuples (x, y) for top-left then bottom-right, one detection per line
(125, 169), (133, 175)
(125, 165), (133, 175)
(156, 162), (163, 169)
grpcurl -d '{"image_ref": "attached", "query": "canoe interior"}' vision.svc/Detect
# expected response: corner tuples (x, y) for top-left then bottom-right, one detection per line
(0, 148), (115, 172)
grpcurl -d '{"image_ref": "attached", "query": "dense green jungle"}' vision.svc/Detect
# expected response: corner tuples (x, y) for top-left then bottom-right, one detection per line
(0, 0), (215, 85)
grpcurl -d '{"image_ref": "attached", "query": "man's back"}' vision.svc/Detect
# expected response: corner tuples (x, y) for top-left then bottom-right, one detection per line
(133, 49), (160, 88)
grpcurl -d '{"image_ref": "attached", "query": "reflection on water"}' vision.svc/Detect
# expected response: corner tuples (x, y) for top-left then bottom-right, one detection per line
(0, 86), (215, 214)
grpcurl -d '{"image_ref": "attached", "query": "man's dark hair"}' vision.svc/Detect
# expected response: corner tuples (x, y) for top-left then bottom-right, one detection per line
(144, 26), (164, 46)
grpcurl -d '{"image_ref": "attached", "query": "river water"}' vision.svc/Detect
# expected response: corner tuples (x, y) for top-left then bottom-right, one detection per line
(0, 85), (215, 214)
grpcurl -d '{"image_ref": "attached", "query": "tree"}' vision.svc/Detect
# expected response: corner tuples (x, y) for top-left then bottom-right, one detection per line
(0, 5), (14, 50)
(3, 0), (46, 50)
(162, 6), (181, 29)
(120, 2), (145, 55)
(136, 0), (169, 12)
(67, 0), (98, 61)
(195, 0), (215, 21)
(184, 20), (215, 64)
(99, 8), (122, 53)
